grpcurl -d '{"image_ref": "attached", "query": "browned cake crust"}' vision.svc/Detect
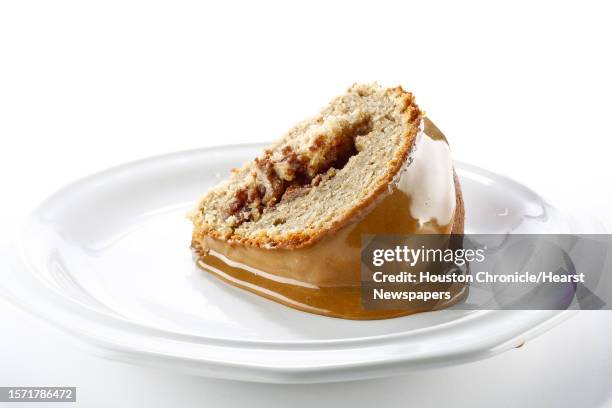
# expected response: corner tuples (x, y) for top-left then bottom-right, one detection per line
(451, 171), (465, 235)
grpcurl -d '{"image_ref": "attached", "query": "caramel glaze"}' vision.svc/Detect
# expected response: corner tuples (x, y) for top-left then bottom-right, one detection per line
(194, 118), (468, 319)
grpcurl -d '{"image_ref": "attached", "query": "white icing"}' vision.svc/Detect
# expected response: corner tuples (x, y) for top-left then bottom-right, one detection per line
(397, 127), (456, 226)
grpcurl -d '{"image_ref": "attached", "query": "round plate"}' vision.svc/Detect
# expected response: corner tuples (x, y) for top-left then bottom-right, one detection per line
(0, 144), (577, 383)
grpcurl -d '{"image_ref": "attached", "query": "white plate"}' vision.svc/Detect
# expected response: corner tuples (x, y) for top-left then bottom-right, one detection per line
(0, 144), (578, 383)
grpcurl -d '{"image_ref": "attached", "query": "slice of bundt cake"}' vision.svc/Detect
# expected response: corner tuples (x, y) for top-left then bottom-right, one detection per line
(189, 83), (465, 319)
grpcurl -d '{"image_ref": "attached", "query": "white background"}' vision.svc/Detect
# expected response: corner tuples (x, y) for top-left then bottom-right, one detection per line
(0, 1), (611, 407)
